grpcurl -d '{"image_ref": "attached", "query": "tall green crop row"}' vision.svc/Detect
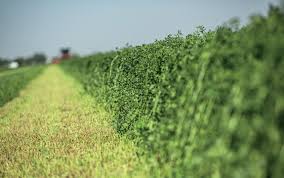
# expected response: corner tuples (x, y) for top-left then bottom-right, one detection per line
(0, 67), (44, 107)
(61, 7), (284, 178)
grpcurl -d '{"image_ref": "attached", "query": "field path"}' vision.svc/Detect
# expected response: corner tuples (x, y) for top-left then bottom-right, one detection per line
(0, 66), (142, 177)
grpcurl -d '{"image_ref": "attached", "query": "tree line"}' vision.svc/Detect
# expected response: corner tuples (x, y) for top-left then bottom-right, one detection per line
(0, 53), (47, 68)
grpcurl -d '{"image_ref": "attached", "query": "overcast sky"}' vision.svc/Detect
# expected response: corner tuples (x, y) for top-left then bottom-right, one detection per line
(0, 0), (280, 59)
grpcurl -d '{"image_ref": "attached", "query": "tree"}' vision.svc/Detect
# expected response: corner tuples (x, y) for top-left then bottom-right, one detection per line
(26, 53), (47, 65)
(0, 58), (9, 67)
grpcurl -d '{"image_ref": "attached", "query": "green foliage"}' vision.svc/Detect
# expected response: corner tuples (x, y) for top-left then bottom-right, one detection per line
(61, 7), (284, 178)
(0, 67), (44, 107)
(14, 53), (47, 66)
(0, 53), (47, 69)
(0, 58), (9, 67)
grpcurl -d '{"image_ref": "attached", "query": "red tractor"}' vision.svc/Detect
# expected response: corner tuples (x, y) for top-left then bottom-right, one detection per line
(52, 48), (71, 64)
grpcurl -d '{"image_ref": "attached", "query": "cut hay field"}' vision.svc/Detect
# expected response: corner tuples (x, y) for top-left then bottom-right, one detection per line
(0, 6), (283, 178)
(0, 66), (148, 177)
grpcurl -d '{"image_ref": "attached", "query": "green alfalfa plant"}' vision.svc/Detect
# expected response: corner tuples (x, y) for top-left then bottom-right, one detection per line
(61, 6), (284, 177)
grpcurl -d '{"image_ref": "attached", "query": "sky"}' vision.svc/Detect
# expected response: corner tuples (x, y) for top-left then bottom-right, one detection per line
(0, 0), (280, 59)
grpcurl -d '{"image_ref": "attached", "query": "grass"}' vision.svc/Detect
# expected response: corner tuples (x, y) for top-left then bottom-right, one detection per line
(0, 67), (33, 77)
(0, 66), (43, 107)
(0, 66), (148, 177)
(0, 67), (9, 74)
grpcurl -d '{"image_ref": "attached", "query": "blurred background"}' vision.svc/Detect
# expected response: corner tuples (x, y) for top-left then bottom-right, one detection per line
(0, 0), (281, 65)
